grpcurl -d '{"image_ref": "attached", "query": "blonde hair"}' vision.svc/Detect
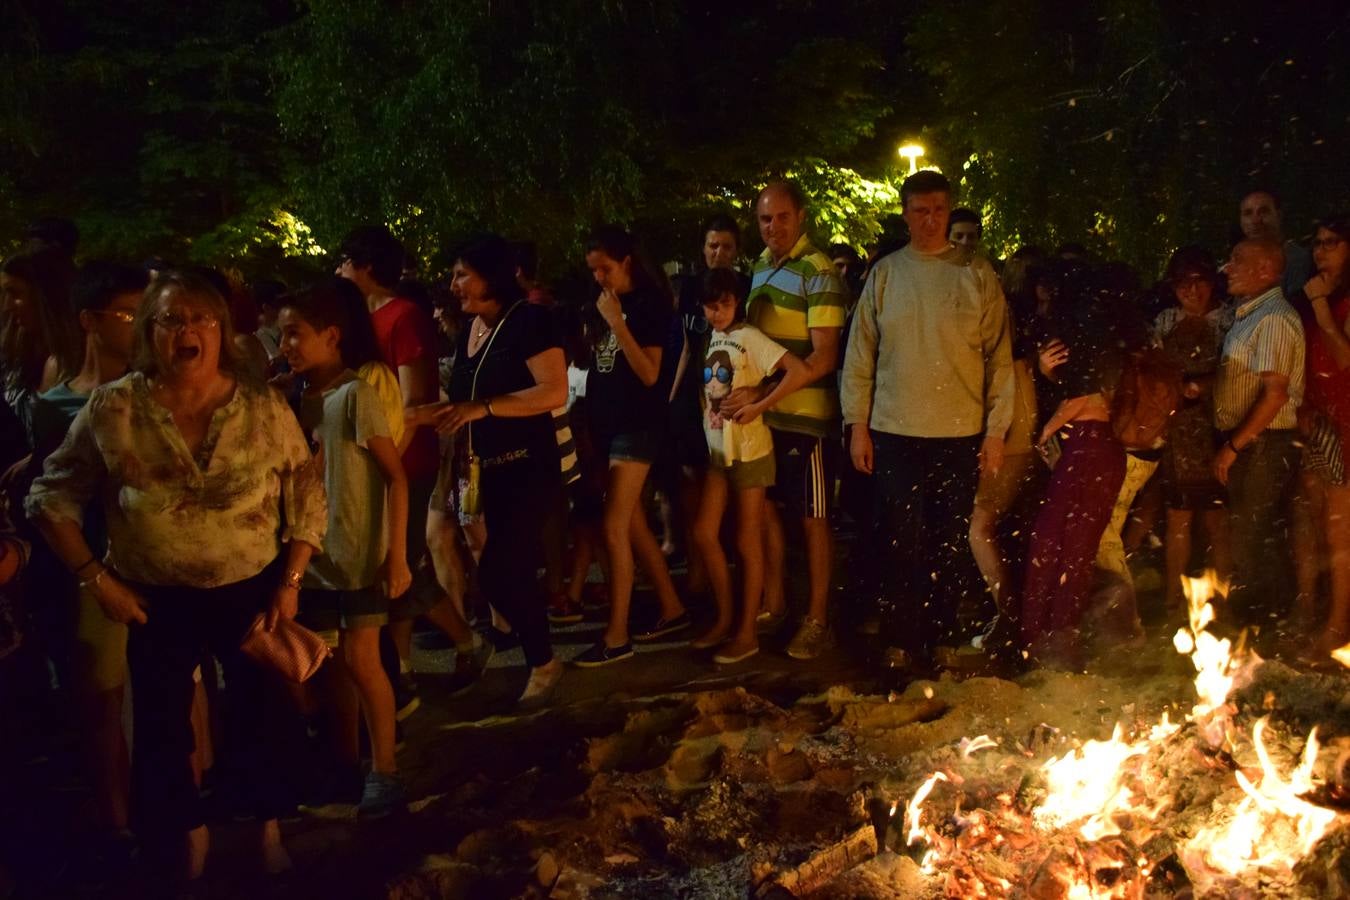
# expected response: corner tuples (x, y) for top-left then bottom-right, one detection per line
(131, 270), (250, 380)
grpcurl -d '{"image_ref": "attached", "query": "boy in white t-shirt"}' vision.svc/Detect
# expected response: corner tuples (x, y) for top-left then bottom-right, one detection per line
(690, 270), (812, 663)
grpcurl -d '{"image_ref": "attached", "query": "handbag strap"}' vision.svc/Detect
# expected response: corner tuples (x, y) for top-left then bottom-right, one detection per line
(466, 299), (524, 457)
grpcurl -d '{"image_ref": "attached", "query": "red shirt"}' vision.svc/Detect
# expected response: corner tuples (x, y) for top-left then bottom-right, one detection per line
(370, 297), (440, 480)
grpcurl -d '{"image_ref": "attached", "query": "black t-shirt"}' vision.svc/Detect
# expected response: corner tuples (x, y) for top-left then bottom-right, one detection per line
(586, 288), (674, 438)
(449, 301), (562, 469)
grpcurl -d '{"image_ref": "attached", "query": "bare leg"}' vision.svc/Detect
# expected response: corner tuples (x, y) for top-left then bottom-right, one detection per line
(680, 467), (708, 593)
(803, 516), (832, 625)
(185, 824), (209, 880)
(387, 619), (414, 669)
(602, 460), (656, 647)
(728, 485), (767, 651)
(630, 492), (685, 619)
(339, 627), (397, 775)
(427, 507), (468, 620)
(1164, 508), (1194, 610)
(691, 469), (732, 644)
(656, 490), (676, 556)
(969, 505), (1008, 608)
(761, 502), (787, 617)
(259, 818), (290, 875)
(189, 676), (211, 788)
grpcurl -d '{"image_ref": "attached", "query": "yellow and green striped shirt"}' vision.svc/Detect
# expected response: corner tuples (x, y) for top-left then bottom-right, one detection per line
(748, 235), (848, 436)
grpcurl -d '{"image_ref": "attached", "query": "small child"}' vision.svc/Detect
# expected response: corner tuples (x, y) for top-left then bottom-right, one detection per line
(278, 278), (413, 817)
(691, 270), (812, 663)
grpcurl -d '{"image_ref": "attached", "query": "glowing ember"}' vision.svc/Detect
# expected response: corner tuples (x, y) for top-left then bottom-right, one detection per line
(1035, 724), (1154, 840)
(895, 570), (1344, 896)
(1183, 718), (1337, 880)
(904, 771), (948, 871)
(1173, 572), (1253, 747)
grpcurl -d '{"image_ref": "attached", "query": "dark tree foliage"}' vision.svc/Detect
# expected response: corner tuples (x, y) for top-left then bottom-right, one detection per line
(0, 0), (302, 272)
(4, 1), (1342, 280)
(909, 0), (1350, 275)
(275, 0), (914, 271)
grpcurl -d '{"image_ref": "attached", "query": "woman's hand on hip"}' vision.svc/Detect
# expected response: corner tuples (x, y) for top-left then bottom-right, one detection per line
(266, 584), (299, 631)
(91, 573), (149, 625)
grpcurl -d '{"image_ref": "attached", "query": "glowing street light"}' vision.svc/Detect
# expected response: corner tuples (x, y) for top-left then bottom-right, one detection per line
(897, 143), (925, 175)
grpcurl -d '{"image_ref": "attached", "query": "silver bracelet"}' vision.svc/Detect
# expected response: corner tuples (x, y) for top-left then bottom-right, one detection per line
(78, 568), (106, 590)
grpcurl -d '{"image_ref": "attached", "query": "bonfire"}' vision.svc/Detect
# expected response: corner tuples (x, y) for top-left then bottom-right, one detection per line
(897, 574), (1349, 898)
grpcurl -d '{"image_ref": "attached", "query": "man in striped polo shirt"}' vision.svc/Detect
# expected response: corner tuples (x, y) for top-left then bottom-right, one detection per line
(1212, 237), (1305, 629)
(723, 181), (847, 659)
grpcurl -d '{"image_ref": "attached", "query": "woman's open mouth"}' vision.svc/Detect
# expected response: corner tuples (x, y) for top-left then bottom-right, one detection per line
(174, 346), (201, 362)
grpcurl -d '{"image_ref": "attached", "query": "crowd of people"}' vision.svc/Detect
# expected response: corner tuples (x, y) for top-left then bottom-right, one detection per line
(0, 173), (1346, 888)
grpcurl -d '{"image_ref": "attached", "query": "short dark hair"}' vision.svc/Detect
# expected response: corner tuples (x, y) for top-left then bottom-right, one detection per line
(701, 270), (749, 325)
(828, 243), (862, 264)
(1316, 212), (1350, 244)
(280, 276), (379, 370)
(1241, 187), (1282, 209)
(511, 240), (540, 281)
(702, 214), (740, 243)
(456, 234), (526, 305)
(1164, 245), (1218, 284)
(338, 225), (405, 289)
(948, 207), (982, 237)
(701, 268), (748, 305)
(756, 180), (807, 212)
(72, 262), (149, 314)
(901, 170), (952, 207)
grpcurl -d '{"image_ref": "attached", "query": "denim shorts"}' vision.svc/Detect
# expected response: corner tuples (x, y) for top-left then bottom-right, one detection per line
(598, 430), (660, 465)
(299, 586), (388, 645)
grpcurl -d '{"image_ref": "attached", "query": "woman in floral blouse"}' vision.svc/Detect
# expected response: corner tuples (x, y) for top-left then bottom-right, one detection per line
(27, 270), (326, 883)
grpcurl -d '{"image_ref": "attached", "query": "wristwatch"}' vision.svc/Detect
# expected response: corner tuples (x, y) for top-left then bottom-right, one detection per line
(281, 569), (304, 590)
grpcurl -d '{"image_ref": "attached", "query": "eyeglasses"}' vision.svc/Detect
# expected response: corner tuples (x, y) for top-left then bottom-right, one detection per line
(153, 311), (219, 332)
(1173, 275), (1210, 290)
(703, 366), (732, 385)
(1312, 237), (1345, 251)
(92, 309), (136, 324)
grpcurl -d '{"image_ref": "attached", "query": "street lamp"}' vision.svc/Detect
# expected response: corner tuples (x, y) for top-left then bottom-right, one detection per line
(897, 143), (925, 175)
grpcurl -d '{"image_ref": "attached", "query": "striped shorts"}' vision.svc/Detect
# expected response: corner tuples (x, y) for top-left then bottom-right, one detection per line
(767, 429), (833, 520)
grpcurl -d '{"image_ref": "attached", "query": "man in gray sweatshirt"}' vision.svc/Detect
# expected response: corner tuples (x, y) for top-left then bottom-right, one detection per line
(840, 170), (1014, 668)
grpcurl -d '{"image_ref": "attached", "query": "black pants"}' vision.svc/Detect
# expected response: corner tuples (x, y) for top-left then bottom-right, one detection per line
(125, 561), (288, 839)
(480, 462), (559, 668)
(872, 432), (982, 656)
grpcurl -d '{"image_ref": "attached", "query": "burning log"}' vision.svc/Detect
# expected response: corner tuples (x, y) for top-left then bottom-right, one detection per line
(752, 823), (877, 898)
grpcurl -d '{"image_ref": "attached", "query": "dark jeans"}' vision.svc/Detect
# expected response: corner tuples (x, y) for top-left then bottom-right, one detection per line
(1021, 421), (1126, 647)
(1226, 429), (1299, 626)
(125, 560), (288, 839)
(480, 462), (559, 668)
(872, 431), (983, 656)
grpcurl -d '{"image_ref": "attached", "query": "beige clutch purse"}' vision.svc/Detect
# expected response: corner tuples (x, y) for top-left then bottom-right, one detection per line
(239, 614), (331, 683)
